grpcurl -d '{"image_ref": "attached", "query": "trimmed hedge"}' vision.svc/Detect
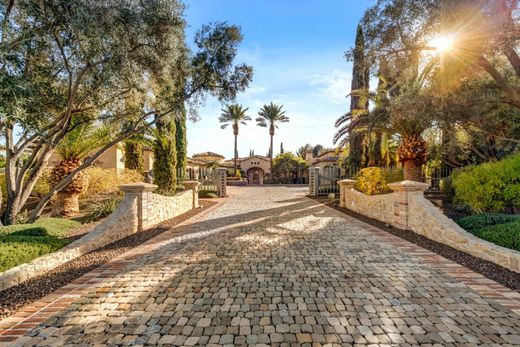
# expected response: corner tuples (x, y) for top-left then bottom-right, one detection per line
(479, 221), (520, 251)
(452, 154), (520, 213)
(456, 213), (520, 251)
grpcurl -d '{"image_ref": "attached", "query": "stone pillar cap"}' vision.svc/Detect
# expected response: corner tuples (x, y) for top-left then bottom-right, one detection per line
(183, 181), (201, 188)
(120, 182), (158, 193)
(338, 179), (356, 185)
(388, 180), (429, 192)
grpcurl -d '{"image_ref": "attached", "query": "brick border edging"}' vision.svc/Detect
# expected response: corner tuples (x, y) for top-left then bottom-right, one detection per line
(0, 197), (227, 345)
(312, 197), (520, 316)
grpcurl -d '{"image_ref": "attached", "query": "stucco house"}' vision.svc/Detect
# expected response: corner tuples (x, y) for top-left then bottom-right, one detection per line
(236, 155), (271, 184)
(191, 152), (225, 163)
(311, 150), (340, 170)
(47, 143), (127, 171)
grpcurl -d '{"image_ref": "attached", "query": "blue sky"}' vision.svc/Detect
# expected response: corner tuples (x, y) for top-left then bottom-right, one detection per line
(184, 0), (373, 158)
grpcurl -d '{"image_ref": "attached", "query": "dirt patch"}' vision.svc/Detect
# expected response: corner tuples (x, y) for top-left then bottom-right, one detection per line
(0, 199), (219, 319)
(314, 197), (520, 292)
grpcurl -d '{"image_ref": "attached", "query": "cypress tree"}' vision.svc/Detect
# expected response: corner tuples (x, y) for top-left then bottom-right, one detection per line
(124, 140), (144, 173)
(348, 24), (369, 168)
(153, 114), (177, 194)
(175, 106), (187, 178)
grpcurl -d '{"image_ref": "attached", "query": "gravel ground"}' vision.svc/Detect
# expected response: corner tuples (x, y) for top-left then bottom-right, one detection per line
(316, 197), (520, 291)
(0, 199), (219, 319)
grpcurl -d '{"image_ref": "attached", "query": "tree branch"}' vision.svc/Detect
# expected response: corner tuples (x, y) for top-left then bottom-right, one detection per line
(478, 55), (520, 109)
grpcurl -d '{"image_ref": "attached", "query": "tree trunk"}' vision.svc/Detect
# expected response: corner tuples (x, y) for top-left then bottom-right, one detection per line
(269, 134), (274, 177)
(372, 131), (383, 166)
(478, 56), (520, 109)
(233, 133), (238, 175)
(403, 160), (423, 182)
(51, 192), (80, 217)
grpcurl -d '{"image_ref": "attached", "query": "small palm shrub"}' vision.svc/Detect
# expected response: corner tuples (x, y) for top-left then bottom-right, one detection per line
(451, 154), (520, 213)
(81, 195), (123, 224)
(354, 167), (393, 195)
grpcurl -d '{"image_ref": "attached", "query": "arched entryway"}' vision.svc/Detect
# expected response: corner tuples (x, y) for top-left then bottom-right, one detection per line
(247, 167), (265, 184)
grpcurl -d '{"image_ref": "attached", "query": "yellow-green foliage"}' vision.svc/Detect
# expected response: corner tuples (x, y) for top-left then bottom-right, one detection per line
(83, 167), (143, 197)
(354, 167), (393, 195)
(0, 167), (143, 201)
(452, 154), (520, 213)
(0, 169), (52, 199)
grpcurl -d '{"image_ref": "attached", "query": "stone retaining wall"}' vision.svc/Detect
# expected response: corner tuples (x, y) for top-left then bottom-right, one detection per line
(338, 179), (520, 273)
(0, 181), (200, 291)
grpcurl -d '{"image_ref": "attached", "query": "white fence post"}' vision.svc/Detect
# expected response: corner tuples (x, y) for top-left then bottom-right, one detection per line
(308, 167), (320, 197)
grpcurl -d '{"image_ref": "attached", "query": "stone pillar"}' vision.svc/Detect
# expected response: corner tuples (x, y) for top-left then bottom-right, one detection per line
(308, 167), (320, 197)
(183, 181), (201, 209)
(337, 179), (356, 208)
(216, 168), (227, 197)
(120, 182), (157, 230)
(388, 180), (429, 230)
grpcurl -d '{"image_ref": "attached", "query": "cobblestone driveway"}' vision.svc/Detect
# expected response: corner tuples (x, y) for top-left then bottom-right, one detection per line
(8, 187), (520, 346)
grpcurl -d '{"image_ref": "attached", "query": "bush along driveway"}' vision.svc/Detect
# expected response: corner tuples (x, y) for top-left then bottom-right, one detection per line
(0, 218), (80, 272)
(457, 214), (520, 252)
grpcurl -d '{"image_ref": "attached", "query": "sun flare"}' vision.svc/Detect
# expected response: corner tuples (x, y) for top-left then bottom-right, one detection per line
(430, 35), (454, 53)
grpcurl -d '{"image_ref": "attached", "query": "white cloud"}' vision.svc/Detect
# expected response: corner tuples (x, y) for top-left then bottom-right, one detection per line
(308, 69), (351, 105)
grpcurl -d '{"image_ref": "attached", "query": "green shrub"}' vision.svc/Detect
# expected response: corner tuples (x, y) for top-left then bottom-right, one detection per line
(199, 190), (218, 198)
(478, 220), (520, 251)
(0, 218), (79, 272)
(451, 154), (520, 213)
(384, 169), (404, 184)
(0, 235), (71, 272)
(81, 195), (122, 224)
(354, 167), (393, 195)
(456, 213), (520, 233)
(439, 177), (456, 200)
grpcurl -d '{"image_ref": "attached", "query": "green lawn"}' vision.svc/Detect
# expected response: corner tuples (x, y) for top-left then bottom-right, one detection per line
(0, 218), (80, 272)
(456, 214), (520, 252)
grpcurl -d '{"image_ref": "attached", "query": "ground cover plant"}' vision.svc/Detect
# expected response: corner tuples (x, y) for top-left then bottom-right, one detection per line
(0, 218), (80, 272)
(456, 214), (520, 252)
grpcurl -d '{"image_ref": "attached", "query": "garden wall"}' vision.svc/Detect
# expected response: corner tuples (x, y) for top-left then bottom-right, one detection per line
(0, 181), (200, 291)
(338, 179), (520, 273)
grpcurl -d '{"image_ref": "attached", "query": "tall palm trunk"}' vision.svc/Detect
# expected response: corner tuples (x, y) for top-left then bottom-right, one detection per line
(269, 124), (275, 176)
(233, 123), (238, 174)
(50, 159), (88, 217)
(398, 135), (427, 182)
(402, 160), (423, 182)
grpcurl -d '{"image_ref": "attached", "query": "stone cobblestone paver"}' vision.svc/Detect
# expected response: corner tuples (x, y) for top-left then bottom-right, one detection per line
(3, 186), (520, 346)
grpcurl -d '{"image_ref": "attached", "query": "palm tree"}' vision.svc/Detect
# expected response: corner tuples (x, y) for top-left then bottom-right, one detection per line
(51, 124), (110, 216)
(334, 65), (435, 181)
(256, 102), (289, 175)
(219, 104), (251, 174)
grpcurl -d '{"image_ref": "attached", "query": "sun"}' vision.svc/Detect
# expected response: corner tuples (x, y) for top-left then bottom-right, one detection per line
(430, 35), (454, 53)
